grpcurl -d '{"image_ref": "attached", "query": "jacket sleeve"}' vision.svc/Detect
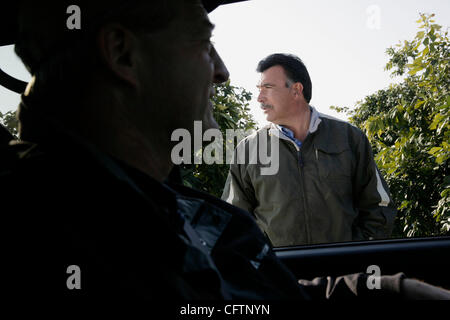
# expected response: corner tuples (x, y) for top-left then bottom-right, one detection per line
(352, 130), (397, 240)
(221, 148), (257, 214)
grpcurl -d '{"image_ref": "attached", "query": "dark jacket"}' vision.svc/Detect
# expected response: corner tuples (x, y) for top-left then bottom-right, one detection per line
(222, 106), (397, 246)
(0, 123), (404, 302)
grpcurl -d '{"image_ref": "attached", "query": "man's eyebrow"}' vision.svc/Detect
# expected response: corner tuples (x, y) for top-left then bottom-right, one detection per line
(257, 82), (275, 88)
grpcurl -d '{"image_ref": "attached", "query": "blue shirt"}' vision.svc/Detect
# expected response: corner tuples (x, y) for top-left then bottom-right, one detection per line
(277, 125), (303, 149)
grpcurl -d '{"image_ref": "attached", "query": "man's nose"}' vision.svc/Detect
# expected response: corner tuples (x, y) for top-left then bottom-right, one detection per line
(212, 47), (229, 84)
(257, 91), (265, 103)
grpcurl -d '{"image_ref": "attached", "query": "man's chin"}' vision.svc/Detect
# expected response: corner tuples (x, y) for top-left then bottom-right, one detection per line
(202, 106), (219, 130)
(202, 113), (219, 130)
(265, 115), (274, 123)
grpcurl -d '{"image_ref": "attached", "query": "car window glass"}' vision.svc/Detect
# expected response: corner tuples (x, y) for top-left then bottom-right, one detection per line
(209, 0), (450, 247)
(1, 1), (449, 247)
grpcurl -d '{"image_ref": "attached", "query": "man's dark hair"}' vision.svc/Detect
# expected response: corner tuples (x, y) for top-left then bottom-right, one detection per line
(256, 53), (312, 103)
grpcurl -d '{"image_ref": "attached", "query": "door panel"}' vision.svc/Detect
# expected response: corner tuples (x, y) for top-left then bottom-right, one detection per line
(274, 237), (450, 289)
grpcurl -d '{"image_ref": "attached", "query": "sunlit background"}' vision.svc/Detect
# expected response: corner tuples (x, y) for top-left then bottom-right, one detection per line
(209, 0), (450, 126)
(1, 0), (449, 128)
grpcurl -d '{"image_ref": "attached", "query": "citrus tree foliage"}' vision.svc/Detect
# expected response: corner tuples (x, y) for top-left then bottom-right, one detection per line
(333, 14), (449, 237)
(180, 80), (257, 197)
(0, 110), (19, 138)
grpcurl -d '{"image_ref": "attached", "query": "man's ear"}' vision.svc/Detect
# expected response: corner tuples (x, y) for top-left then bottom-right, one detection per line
(96, 23), (139, 88)
(293, 82), (304, 98)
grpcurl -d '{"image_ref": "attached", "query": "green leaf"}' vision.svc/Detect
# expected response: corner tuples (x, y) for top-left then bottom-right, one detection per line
(428, 147), (442, 155)
(429, 113), (444, 130)
(408, 65), (424, 75)
(215, 104), (227, 111)
(429, 31), (436, 42)
(436, 154), (446, 164)
(414, 100), (425, 109)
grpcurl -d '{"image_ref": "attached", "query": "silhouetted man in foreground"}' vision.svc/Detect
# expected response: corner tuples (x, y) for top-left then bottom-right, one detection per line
(0, 0), (448, 303)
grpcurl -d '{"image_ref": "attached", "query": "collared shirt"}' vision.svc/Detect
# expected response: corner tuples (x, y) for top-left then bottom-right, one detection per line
(276, 107), (314, 149)
(276, 125), (303, 149)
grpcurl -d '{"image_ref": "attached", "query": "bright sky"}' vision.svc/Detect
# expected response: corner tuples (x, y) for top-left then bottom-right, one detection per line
(209, 0), (450, 126)
(1, 0), (449, 128)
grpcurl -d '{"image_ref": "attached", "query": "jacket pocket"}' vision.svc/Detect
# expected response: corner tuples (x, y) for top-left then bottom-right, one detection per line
(315, 145), (352, 181)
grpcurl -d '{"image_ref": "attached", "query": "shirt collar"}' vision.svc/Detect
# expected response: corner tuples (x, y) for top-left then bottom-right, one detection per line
(275, 105), (321, 135)
(276, 124), (295, 139)
(268, 105), (322, 148)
